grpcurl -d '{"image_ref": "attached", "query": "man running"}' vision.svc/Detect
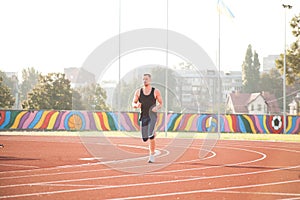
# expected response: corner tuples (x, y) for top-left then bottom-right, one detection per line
(132, 73), (163, 163)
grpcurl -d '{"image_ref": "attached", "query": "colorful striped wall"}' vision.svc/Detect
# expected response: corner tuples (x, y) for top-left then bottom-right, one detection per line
(0, 110), (299, 134)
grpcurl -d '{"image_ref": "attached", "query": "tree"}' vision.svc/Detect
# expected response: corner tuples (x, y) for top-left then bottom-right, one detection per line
(0, 71), (16, 92)
(259, 68), (300, 112)
(72, 89), (85, 110)
(93, 84), (109, 111)
(0, 76), (15, 109)
(74, 83), (110, 111)
(20, 67), (40, 103)
(22, 73), (73, 110)
(112, 78), (139, 112)
(242, 44), (260, 93)
(276, 13), (300, 85)
(0, 70), (18, 108)
(242, 44), (253, 92)
(253, 51), (261, 87)
(112, 66), (180, 112)
(291, 13), (300, 37)
(118, 79), (138, 111)
(151, 67), (181, 112)
(259, 69), (283, 107)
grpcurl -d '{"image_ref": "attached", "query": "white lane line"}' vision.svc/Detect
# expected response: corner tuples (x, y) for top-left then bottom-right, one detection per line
(0, 137), (218, 175)
(43, 183), (106, 187)
(79, 157), (103, 161)
(0, 160), (99, 174)
(0, 137), (276, 176)
(0, 162), (300, 199)
(280, 197), (300, 200)
(0, 144), (164, 175)
(0, 137), (298, 198)
(0, 164), (39, 168)
(0, 145), (215, 180)
(0, 165), (299, 199)
(213, 190), (300, 197)
(109, 179), (300, 200)
(0, 145), (261, 187)
(0, 144), (297, 199)
(221, 144), (300, 154)
(91, 146), (166, 166)
(0, 142), (169, 175)
(0, 145), (263, 188)
(0, 147), (168, 189)
(0, 154), (214, 182)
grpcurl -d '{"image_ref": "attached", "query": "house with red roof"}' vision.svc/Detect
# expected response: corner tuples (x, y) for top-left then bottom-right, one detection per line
(226, 91), (281, 114)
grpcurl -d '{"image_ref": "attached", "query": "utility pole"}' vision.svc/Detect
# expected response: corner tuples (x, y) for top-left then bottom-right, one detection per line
(282, 3), (292, 133)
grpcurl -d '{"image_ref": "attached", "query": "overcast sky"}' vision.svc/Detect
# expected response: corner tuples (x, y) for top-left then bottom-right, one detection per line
(0, 0), (299, 79)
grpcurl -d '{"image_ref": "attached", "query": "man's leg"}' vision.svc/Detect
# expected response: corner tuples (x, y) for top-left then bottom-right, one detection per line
(141, 118), (155, 163)
(148, 138), (155, 163)
(149, 137), (155, 155)
(141, 117), (150, 142)
(148, 113), (157, 163)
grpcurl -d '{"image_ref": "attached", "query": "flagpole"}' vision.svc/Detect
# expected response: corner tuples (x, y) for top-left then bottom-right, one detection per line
(217, 1), (221, 133)
(118, 0), (121, 132)
(217, 0), (234, 133)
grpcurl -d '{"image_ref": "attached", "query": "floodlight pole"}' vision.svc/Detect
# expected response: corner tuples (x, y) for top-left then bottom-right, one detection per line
(282, 4), (292, 134)
(164, 0), (169, 137)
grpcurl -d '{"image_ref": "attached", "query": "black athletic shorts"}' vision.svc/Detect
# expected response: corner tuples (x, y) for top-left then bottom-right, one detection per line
(140, 112), (157, 142)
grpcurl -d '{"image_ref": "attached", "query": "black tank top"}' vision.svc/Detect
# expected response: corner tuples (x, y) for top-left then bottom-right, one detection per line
(139, 87), (156, 118)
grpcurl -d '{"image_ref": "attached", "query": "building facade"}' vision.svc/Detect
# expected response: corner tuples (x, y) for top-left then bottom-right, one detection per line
(226, 92), (280, 114)
(175, 69), (243, 113)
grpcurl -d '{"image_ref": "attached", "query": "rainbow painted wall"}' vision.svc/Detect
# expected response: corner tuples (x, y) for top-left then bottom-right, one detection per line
(0, 110), (299, 134)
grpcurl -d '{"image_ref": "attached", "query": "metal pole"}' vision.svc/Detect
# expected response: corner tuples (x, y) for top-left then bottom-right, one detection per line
(164, 0), (169, 137)
(282, 4), (292, 134)
(283, 5), (286, 134)
(217, 4), (221, 133)
(118, 0), (121, 131)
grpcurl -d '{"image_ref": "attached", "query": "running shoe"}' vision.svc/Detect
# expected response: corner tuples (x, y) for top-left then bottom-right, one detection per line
(148, 154), (155, 163)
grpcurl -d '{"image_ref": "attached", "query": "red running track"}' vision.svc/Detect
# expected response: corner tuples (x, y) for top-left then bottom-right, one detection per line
(0, 135), (300, 200)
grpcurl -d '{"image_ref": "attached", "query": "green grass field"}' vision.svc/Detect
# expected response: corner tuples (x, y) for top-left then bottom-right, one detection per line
(1, 131), (300, 143)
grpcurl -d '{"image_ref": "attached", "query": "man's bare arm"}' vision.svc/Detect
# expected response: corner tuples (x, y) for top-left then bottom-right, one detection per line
(132, 89), (141, 108)
(152, 89), (163, 112)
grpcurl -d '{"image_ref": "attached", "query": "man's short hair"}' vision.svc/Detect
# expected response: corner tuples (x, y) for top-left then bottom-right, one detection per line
(143, 73), (151, 78)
